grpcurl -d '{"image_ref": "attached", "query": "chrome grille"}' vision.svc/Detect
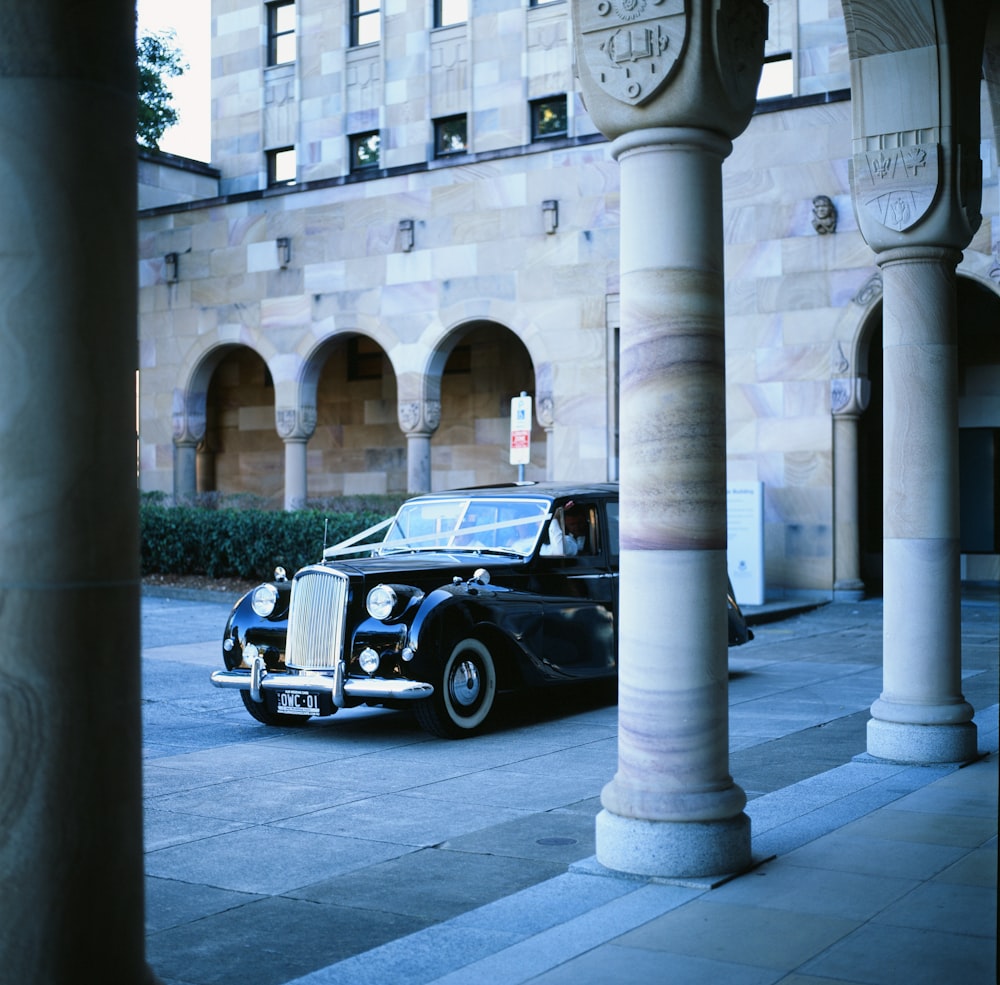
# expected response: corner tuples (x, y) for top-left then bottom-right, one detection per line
(285, 566), (349, 670)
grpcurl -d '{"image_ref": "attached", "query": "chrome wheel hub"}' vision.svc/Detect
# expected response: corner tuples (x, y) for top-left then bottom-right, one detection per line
(449, 659), (481, 708)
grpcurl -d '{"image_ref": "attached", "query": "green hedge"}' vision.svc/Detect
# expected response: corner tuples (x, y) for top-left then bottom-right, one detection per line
(140, 496), (405, 580)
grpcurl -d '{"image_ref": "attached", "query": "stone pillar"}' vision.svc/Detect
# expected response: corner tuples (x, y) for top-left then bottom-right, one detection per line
(172, 388), (206, 502)
(537, 394), (555, 481)
(399, 399), (440, 493)
(572, 0), (767, 877)
(277, 406), (317, 510)
(173, 437), (199, 501)
(843, 0), (986, 764)
(868, 248), (976, 762)
(0, 2), (157, 982)
(831, 377), (870, 600)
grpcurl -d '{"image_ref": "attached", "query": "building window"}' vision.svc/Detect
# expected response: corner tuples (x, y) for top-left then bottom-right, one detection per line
(757, 53), (793, 101)
(434, 116), (468, 157)
(530, 96), (567, 140)
(350, 131), (380, 172)
(267, 146), (296, 185)
(352, 0), (381, 46)
(267, 1), (296, 65)
(435, 0), (468, 28)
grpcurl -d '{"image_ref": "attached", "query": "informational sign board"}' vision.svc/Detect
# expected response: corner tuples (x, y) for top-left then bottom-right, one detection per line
(509, 394), (532, 466)
(727, 482), (765, 606)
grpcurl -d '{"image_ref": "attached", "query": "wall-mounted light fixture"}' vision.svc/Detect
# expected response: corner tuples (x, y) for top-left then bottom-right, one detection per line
(276, 237), (291, 267)
(399, 219), (415, 252)
(164, 252), (179, 283)
(542, 199), (558, 235)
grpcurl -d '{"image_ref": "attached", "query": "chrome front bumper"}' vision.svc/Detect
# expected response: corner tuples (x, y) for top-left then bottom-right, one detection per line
(210, 655), (434, 707)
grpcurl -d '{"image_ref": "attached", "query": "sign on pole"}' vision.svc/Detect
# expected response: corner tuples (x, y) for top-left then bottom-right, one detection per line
(509, 393), (532, 468)
(727, 482), (765, 606)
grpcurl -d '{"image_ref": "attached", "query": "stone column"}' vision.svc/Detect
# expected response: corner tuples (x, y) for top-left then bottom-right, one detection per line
(174, 437), (199, 501)
(572, 0), (767, 878)
(537, 394), (555, 481)
(844, 0), (986, 764)
(399, 399), (440, 493)
(277, 406), (317, 510)
(172, 388), (206, 502)
(831, 377), (869, 600)
(868, 248), (976, 762)
(0, 2), (157, 982)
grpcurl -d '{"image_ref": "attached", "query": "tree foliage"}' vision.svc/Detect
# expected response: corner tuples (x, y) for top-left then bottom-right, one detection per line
(137, 30), (187, 150)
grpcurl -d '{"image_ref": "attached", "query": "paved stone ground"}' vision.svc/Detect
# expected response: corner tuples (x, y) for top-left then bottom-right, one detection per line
(140, 590), (997, 985)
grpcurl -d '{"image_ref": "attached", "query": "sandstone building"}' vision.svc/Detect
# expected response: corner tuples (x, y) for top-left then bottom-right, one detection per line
(137, 0), (1000, 598)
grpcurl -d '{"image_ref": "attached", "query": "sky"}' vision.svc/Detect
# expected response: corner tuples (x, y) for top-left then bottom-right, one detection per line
(136, 0), (211, 162)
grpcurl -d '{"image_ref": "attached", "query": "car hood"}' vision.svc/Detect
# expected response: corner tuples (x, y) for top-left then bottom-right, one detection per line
(317, 550), (525, 583)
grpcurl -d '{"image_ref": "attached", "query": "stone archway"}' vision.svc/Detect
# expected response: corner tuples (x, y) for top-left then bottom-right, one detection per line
(200, 346), (282, 503)
(431, 320), (546, 490)
(305, 333), (404, 501)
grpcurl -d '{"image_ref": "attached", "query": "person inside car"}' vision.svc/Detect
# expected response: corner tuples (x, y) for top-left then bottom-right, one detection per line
(543, 502), (589, 556)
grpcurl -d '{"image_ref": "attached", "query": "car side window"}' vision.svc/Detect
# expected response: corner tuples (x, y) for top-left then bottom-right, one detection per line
(541, 502), (599, 557)
(605, 502), (619, 558)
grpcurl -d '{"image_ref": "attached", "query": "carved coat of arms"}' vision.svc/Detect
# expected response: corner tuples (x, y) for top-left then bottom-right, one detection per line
(854, 143), (940, 233)
(577, 0), (687, 106)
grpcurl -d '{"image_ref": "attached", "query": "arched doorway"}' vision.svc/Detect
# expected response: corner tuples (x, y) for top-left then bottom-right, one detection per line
(308, 334), (404, 500)
(200, 346), (282, 503)
(856, 277), (1000, 593)
(434, 321), (546, 489)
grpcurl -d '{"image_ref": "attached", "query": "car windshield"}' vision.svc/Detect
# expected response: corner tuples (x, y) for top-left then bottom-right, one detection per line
(378, 497), (551, 556)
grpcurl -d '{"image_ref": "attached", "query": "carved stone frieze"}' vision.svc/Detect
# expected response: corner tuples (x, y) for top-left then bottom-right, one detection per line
(275, 406), (317, 440)
(537, 395), (555, 428)
(852, 270), (883, 305)
(853, 141), (939, 234)
(714, 0), (769, 116)
(831, 377), (871, 418)
(398, 399), (441, 434)
(576, 0), (686, 108)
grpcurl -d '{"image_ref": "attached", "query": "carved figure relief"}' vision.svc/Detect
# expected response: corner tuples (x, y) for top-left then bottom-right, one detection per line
(854, 141), (939, 233)
(811, 195), (837, 234)
(577, 0), (686, 106)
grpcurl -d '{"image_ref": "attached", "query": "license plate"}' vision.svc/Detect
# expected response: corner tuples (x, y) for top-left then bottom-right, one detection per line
(276, 691), (319, 715)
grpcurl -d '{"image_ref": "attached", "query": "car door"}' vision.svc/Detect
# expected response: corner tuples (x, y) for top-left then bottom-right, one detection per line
(536, 500), (617, 678)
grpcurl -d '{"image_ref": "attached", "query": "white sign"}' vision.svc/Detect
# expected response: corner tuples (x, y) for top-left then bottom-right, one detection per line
(727, 482), (765, 606)
(509, 394), (532, 466)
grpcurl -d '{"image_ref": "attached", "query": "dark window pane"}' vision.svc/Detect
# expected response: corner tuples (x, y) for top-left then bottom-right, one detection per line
(351, 132), (380, 170)
(435, 116), (467, 156)
(531, 96), (567, 139)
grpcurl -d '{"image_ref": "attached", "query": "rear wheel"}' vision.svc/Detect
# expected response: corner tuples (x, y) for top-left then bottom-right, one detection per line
(239, 690), (313, 727)
(414, 637), (497, 738)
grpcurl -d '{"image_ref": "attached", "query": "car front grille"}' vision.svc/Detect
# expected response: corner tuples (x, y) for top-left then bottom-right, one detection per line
(285, 566), (350, 670)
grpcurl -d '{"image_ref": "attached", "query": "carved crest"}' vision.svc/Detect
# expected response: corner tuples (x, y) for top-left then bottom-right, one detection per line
(578, 0), (687, 107)
(854, 143), (940, 233)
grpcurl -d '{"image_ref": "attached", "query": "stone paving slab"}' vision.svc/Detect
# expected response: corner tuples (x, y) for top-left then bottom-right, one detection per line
(141, 592), (997, 985)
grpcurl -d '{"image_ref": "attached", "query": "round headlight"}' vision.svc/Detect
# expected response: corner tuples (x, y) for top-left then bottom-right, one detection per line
(366, 584), (398, 621)
(358, 647), (380, 675)
(251, 583), (279, 618)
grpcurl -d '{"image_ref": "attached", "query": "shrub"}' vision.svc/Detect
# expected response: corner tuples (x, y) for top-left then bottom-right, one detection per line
(140, 496), (406, 581)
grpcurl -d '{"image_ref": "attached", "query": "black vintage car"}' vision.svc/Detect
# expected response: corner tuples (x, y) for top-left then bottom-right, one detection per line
(211, 483), (752, 738)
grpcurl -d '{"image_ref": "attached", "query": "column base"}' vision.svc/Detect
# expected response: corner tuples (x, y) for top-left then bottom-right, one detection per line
(596, 809), (751, 879)
(867, 718), (978, 765)
(832, 579), (865, 602)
